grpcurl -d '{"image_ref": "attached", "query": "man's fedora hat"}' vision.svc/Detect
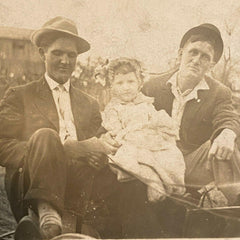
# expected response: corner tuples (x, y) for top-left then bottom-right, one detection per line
(31, 16), (90, 54)
(180, 23), (224, 62)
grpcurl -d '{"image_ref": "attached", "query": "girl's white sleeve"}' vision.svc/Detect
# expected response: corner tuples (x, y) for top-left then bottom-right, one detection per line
(101, 105), (122, 134)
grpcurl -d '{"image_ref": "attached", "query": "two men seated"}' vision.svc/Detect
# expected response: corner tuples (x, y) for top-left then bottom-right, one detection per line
(0, 17), (239, 239)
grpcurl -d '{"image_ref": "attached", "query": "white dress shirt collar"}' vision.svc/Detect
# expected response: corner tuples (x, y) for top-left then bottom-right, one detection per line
(45, 73), (71, 92)
(167, 72), (209, 100)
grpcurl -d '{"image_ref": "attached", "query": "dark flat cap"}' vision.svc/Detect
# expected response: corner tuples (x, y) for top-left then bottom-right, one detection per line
(180, 23), (223, 62)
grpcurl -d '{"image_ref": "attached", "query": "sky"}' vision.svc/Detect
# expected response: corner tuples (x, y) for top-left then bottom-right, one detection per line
(1, 0), (240, 72)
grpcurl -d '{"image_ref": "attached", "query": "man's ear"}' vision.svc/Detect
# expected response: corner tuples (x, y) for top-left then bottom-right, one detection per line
(208, 61), (216, 72)
(210, 61), (216, 69)
(178, 48), (183, 58)
(38, 47), (46, 62)
(176, 48), (183, 66)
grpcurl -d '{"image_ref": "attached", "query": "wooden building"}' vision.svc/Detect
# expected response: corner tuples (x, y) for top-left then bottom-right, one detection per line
(0, 26), (44, 93)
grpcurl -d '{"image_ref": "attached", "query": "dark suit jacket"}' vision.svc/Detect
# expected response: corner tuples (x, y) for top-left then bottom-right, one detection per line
(0, 76), (102, 169)
(142, 70), (240, 153)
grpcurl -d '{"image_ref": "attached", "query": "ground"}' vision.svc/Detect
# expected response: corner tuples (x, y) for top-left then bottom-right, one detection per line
(0, 167), (16, 239)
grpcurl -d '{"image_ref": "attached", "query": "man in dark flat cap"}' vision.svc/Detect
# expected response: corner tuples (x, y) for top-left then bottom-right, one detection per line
(0, 16), (118, 239)
(143, 23), (240, 206)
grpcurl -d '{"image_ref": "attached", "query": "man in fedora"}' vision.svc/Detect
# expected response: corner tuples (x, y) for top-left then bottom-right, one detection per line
(143, 23), (240, 206)
(0, 16), (118, 239)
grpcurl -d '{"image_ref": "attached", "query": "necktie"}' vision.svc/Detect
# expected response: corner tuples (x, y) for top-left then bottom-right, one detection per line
(55, 84), (70, 142)
(56, 84), (66, 119)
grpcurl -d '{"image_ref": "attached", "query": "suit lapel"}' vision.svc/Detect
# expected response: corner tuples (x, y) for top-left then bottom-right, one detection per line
(33, 77), (59, 131)
(70, 85), (87, 140)
(158, 84), (174, 116)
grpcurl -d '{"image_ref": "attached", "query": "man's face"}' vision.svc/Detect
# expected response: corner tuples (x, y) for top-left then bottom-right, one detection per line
(178, 41), (215, 84)
(41, 37), (78, 84)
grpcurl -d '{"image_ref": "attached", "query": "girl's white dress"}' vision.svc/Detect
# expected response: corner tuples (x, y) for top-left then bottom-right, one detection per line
(102, 92), (186, 200)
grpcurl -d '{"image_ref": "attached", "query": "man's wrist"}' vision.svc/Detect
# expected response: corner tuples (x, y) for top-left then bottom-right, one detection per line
(221, 129), (237, 141)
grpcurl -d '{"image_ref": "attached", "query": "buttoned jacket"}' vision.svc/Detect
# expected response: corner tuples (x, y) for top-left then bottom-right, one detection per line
(142, 70), (240, 153)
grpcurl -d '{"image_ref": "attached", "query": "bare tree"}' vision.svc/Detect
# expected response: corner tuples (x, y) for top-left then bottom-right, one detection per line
(212, 8), (240, 88)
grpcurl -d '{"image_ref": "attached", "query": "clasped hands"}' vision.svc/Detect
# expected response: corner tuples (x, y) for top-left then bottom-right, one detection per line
(63, 132), (121, 169)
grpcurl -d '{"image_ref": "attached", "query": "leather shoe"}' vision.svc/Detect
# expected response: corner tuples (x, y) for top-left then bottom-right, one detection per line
(14, 215), (42, 240)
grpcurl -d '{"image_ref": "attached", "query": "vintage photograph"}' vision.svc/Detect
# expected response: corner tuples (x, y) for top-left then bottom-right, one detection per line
(1, 0), (240, 239)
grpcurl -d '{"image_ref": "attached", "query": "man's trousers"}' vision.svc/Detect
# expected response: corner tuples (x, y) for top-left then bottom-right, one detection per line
(5, 128), (164, 238)
(183, 140), (240, 204)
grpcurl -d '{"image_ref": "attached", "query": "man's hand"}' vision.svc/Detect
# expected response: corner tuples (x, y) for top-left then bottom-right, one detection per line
(63, 138), (87, 159)
(99, 132), (121, 155)
(86, 152), (108, 170)
(63, 134), (121, 159)
(208, 129), (236, 161)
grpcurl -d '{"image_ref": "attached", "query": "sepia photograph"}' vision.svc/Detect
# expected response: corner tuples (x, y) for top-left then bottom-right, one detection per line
(1, 0), (240, 239)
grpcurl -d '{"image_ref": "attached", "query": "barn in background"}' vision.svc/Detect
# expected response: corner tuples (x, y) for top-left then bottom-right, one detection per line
(0, 27), (45, 237)
(0, 26), (44, 98)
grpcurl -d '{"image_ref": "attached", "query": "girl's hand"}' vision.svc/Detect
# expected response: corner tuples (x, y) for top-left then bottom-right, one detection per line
(99, 132), (121, 155)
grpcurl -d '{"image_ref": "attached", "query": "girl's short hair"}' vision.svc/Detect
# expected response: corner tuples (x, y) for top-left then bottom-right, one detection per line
(107, 57), (144, 85)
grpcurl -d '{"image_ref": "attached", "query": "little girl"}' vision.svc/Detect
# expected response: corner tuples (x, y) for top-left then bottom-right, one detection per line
(101, 58), (186, 202)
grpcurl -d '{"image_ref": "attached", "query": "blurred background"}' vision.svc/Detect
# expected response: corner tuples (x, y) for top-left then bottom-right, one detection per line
(1, 0), (240, 238)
